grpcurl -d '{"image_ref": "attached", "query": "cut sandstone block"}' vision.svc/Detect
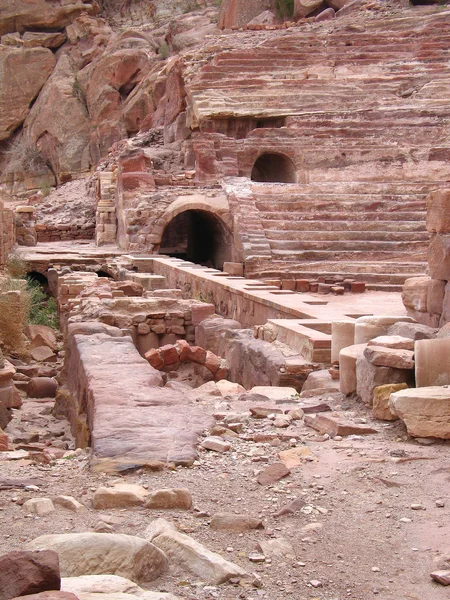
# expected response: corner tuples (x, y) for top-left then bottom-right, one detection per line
(339, 343), (367, 394)
(372, 383), (408, 421)
(415, 338), (450, 387)
(389, 387), (450, 439)
(331, 320), (355, 362)
(354, 316), (414, 345)
(304, 412), (378, 437)
(356, 357), (410, 406)
(426, 189), (450, 234)
(363, 346), (414, 370)
(367, 336), (414, 351)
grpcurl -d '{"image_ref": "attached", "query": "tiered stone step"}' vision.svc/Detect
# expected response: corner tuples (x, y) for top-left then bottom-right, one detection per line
(249, 182), (433, 290)
(188, 12), (450, 123)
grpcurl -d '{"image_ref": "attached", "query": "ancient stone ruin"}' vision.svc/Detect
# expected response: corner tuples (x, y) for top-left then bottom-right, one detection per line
(0, 0), (450, 598)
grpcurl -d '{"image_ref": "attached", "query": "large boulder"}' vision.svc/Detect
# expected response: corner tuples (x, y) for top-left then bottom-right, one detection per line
(27, 533), (168, 585)
(22, 54), (91, 183)
(0, 46), (55, 141)
(294, 0), (325, 18)
(389, 387), (450, 439)
(218, 0), (278, 28)
(0, 0), (98, 36)
(0, 549), (60, 600)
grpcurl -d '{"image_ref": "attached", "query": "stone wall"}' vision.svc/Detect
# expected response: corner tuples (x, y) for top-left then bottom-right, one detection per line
(403, 189), (450, 327)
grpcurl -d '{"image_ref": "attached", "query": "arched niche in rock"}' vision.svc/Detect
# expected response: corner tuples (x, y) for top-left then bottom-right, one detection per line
(159, 209), (233, 270)
(250, 152), (297, 183)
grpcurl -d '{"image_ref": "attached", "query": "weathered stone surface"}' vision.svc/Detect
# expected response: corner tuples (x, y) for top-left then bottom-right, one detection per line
(201, 436), (230, 453)
(28, 377), (58, 398)
(302, 369), (340, 392)
(430, 570), (450, 586)
(0, 401), (12, 429)
(415, 338), (450, 387)
(30, 346), (57, 362)
(216, 379), (245, 395)
(54, 496), (86, 512)
(315, 7), (335, 21)
(294, 0), (325, 19)
(218, 0), (277, 29)
(250, 386), (297, 401)
(363, 346), (414, 369)
(428, 279), (446, 317)
(23, 54), (91, 182)
(248, 10), (278, 25)
(429, 235), (450, 281)
(195, 316), (241, 355)
(388, 322), (438, 341)
(151, 529), (248, 584)
(257, 462), (290, 485)
(62, 574), (142, 594)
(144, 488), (192, 510)
(304, 413), (378, 436)
(354, 316), (414, 345)
(10, 594), (77, 600)
(331, 320), (355, 363)
(339, 343), (367, 395)
(356, 357), (410, 406)
(256, 538), (295, 558)
(372, 383), (408, 421)
(66, 333), (214, 471)
(0, 428), (9, 451)
(0, 0), (98, 36)
(0, 549), (60, 600)
(250, 406), (282, 419)
(427, 189), (450, 234)
(27, 533), (168, 584)
(22, 32), (67, 49)
(23, 498), (55, 516)
(367, 336), (414, 351)
(25, 325), (58, 350)
(210, 513), (264, 532)
(389, 387), (450, 439)
(279, 446), (314, 468)
(0, 46), (55, 141)
(402, 277), (429, 313)
(92, 484), (149, 509)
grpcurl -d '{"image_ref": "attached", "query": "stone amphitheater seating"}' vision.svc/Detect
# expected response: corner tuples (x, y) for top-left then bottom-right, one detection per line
(185, 10), (450, 288)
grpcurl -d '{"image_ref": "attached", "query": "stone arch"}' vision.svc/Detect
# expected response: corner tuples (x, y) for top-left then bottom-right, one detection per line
(251, 152), (297, 183)
(155, 200), (233, 270)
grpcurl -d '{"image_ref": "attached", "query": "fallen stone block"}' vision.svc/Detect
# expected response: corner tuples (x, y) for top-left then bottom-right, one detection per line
(363, 346), (414, 370)
(372, 383), (407, 421)
(389, 387), (450, 439)
(430, 570), (450, 586)
(356, 357), (410, 406)
(304, 413), (378, 437)
(54, 496), (86, 512)
(388, 322), (437, 341)
(250, 386), (297, 401)
(27, 533), (168, 584)
(92, 484), (149, 509)
(415, 339), (450, 387)
(256, 538), (295, 558)
(0, 549), (60, 600)
(210, 513), (264, 532)
(144, 488), (192, 510)
(201, 436), (230, 453)
(279, 446), (316, 468)
(302, 369), (340, 392)
(150, 529), (248, 584)
(354, 316), (414, 345)
(28, 377), (58, 398)
(367, 336), (414, 351)
(257, 462), (291, 485)
(22, 498), (55, 516)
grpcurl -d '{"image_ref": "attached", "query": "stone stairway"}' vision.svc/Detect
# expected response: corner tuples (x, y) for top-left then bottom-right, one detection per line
(188, 11), (450, 126)
(248, 181), (435, 290)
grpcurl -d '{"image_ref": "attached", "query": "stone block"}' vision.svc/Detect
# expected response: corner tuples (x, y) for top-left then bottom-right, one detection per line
(428, 235), (450, 280)
(427, 279), (445, 316)
(354, 316), (414, 345)
(389, 387), (450, 438)
(372, 383), (407, 421)
(331, 320), (355, 362)
(304, 412), (378, 436)
(191, 304), (215, 326)
(426, 189), (450, 234)
(415, 338), (450, 387)
(296, 279), (310, 293)
(388, 322), (437, 340)
(294, 0), (325, 18)
(339, 343), (367, 394)
(356, 357), (410, 406)
(367, 336), (414, 351)
(363, 346), (414, 369)
(402, 277), (429, 313)
(0, 550), (60, 600)
(223, 262), (243, 276)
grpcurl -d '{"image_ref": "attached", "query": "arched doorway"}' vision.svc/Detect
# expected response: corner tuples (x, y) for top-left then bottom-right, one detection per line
(159, 210), (232, 270)
(251, 153), (296, 183)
